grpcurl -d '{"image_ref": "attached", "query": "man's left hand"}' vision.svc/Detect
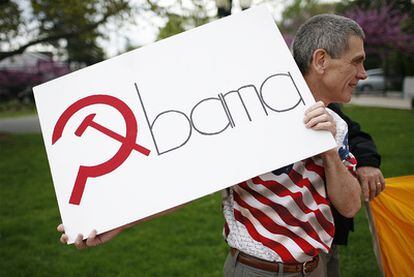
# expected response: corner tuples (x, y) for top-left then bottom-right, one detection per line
(357, 166), (385, 202)
(304, 101), (336, 137)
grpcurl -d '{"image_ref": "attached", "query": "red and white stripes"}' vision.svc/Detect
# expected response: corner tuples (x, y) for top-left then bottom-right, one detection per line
(222, 108), (357, 263)
(223, 157), (337, 263)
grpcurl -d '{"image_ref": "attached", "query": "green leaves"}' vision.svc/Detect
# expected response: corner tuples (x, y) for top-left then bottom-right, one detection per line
(0, 0), (131, 64)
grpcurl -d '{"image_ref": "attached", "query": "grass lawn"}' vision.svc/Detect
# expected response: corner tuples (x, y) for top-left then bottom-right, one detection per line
(1, 106), (413, 276)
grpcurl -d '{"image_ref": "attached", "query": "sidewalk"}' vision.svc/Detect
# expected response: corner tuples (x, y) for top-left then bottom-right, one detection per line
(349, 92), (412, 110)
(0, 115), (41, 134)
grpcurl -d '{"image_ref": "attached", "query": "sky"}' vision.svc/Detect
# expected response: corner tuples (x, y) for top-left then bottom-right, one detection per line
(100, 0), (341, 57)
(99, 0), (269, 57)
(20, 0), (340, 59)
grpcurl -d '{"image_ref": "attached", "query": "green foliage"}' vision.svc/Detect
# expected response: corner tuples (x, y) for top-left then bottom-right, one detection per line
(158, 14), (186, 40)
(278, 0), (335, 35)
(1, 0), (214, 64)
(32, 0), (130, 64)
(1, 106), (413, 276)
(0, 0), (21, 43)
(156, 0), (211, 41)
(0, 0), (131, 64)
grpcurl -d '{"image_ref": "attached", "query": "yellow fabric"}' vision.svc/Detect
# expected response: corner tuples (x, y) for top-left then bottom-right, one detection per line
(370, 175), (414, 277)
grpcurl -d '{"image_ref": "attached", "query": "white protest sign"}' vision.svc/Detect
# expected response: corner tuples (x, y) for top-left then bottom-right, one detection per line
(33, 6), (336, 244)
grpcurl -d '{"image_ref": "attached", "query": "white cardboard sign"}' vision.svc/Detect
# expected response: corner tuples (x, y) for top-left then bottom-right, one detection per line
(33, 6), (336, 243)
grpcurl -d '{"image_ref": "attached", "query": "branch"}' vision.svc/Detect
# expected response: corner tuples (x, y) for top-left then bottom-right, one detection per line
(0, 4), (125, 61)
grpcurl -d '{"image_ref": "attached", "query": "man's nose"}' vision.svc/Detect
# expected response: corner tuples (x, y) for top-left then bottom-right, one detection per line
(358, 65), (367, 80)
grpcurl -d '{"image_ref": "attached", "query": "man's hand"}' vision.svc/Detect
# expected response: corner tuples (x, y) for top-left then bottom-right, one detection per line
(304, 101), (336, 137)
(357, 166), (385, 202)
(57, 224), (124, 250)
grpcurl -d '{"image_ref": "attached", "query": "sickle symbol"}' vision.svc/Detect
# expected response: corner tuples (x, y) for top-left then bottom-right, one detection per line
(52, 94), (150, 205)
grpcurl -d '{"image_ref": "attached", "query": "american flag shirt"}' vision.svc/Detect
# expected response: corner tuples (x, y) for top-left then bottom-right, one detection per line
(222, 109), (357, 263)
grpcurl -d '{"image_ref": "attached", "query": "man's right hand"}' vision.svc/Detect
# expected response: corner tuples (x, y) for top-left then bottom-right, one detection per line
(357, 166), (385, 202)
(57, 224), (124, 250)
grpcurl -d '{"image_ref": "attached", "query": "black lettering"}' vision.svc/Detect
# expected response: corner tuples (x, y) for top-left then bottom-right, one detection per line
(221, 84), (269, 126)
(190, 97), (231, 135)
(259, 72), (305, 112)
(135, 83), (192, 155)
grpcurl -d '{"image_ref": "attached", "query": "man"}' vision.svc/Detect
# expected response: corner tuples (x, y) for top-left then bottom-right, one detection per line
(290, 13), (385, 276)
(58, 13), (366, 276)
(221, 14), (364, 276)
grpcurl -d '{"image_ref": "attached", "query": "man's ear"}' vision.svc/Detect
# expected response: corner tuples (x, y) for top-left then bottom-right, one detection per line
(311, 49), (328, 74)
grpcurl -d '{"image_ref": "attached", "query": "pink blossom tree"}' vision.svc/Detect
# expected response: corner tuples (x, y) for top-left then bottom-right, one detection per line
(344, 2), (414, 82)
(0, 58), (69, 102)
(345, 3), (414, 55)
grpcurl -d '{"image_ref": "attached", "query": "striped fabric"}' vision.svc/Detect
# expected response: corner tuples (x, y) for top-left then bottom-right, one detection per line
(222, 109), (357, 263)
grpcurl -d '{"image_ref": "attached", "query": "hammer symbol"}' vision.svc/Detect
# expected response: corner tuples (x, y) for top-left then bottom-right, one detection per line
(75, 113), (150, 156)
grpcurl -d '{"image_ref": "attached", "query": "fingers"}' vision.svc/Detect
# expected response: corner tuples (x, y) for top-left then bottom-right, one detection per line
(357, 167), (386, 201)
(379, 172), (386, 192)
(308, 121), (335, 133)
(304, 101), (326, 124)
(57, 223), (99, 249)
(360, 180), (369, 202)
(74, 234), (87, 250)
(369, 179), (378, 201)
(373, 177), (385, 199)
(58, 224), (68, 244)
(57, 224), (65, 233)
(86, 229), (99, 247)
(304, 101), (325, 114)
(304, 101), (336, 136)
(60, 234), (69, 244)
(304, 113), (331, 128)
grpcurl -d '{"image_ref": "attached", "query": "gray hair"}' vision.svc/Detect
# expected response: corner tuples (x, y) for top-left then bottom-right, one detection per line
(292, 14), (365, 74)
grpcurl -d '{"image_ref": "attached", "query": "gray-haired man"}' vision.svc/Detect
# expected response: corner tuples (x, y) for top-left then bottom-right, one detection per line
(232, 14), (371, 277)
(293, 14), (385, 277)
(221, 14), (365, 276)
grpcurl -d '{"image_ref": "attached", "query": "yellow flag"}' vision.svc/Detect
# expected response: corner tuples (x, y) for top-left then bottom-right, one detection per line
(370, 175), (414, 277)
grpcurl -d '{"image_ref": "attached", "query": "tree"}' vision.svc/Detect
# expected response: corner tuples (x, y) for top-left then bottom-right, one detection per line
(0, 1), (21, 49)
(342, 1), (414, 79)
(156, 0), (212, 40)
(158, 14), (187, 40)
(0, 53), (70, 102)
(0, 0), (131, 65)
(276, 0), (336, 48)
(344, 3), (414, 54)
(278, 0), (335, 37)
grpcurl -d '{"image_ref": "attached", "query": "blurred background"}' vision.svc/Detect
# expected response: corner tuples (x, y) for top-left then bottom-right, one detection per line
(1, 0), (413, 276)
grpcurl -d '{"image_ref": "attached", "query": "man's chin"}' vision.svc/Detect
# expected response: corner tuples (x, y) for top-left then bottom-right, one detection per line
(341, 89), (354, 103)
(335, 95), (352, 104)
(344, 94), (353, 103)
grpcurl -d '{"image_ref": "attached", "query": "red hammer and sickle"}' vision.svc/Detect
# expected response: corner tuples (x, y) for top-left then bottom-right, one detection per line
(52, 94), (150, 205)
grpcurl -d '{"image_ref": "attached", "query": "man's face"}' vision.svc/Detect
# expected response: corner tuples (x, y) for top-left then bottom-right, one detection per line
(322, 35), (367, 103)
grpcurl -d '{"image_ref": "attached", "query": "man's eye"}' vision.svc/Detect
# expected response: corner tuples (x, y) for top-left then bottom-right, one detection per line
(353, 59), (364, 65)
